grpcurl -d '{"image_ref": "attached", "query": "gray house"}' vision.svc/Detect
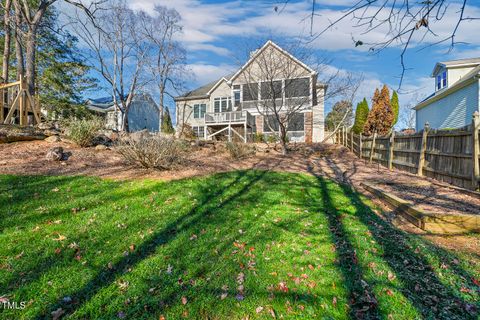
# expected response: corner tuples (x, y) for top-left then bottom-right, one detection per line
(415, 58), (480, 130)
(87, 93), (160, 132)
(175, 41), (326, 143)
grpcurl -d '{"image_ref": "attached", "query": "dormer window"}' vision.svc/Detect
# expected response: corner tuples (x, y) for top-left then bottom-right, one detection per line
(436, 71), (447, 90)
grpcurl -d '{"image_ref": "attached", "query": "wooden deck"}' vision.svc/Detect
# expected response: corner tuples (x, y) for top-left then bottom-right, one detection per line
(204, 111), (255, 142)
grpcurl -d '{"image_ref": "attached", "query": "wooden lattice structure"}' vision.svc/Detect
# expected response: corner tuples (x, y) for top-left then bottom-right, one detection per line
(0, 75), (41, 126)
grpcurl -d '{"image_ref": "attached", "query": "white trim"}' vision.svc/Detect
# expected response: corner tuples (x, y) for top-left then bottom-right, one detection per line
(228, 40), (316, 84)
(206, 77), (229, 95)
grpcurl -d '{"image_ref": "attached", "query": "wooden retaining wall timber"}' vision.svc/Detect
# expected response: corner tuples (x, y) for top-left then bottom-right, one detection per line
(336, 112), (480, 191)
(361, 182), (480, 234)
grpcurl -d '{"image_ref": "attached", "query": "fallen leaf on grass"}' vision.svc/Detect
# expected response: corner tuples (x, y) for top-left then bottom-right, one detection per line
(15, 251), (24, 259)
(387, 272), (396, 281)
(53, 234), (67, 241)
(332, 297), (337, 307)
(181, 296), (187, 305)
(256, 306), (264, 313)
(51, 308), (65, 320)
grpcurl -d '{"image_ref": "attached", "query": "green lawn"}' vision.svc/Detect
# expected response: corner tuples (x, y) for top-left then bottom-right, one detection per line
(0, 171), (478, 319)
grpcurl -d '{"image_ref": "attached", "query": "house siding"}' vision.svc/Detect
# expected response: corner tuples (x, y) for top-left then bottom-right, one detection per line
(416, 80), (480, 130)
(127, 98), (160, 132)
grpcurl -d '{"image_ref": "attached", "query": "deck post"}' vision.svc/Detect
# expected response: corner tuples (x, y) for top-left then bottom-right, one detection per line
(244, 122), (247, 143)
(388, 130), (395, 170)
(417, 122), (429, 176)
(228, 124), (231, 142)
(472, 112), (480, 190)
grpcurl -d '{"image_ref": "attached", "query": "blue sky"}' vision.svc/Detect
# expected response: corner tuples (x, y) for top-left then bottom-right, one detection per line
(76, 0), (480, 128)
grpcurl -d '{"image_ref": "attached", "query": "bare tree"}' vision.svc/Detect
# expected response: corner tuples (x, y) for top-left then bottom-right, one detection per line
(277, 1), (479, 87)
(139, 6), (187, 132)
(1, 0), (12, 82)
(239, 40), (356, 153)
(10, 0), (100, 94)
(71, 0), (148, 132)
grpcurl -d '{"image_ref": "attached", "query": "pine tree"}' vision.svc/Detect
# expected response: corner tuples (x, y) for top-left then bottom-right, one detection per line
(391, 90), (399, 125)
(364, 85), (394, 136)
(161, 107), (175, 134)
(352, 98), (369, 134)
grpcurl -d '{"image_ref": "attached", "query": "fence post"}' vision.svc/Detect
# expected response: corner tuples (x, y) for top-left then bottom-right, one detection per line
(417, 122), (429, 176)
(350, 130), (354, 151)
(359, 133), (363, 159)
(472, 112), (480, 190)
(388, 131), (395, 170)
(369, 132), (377, 163)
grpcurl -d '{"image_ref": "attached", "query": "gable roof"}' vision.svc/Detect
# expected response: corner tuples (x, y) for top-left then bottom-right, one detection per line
(415, 65), (480, 110)
(431, 57), (480, 76)
(174, 72), (236, 101)
(86, 93), (158, 112)
(228, 40), (316, 83)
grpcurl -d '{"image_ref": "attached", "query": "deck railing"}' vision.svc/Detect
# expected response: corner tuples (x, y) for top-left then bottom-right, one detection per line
(205, 110), (255, 127)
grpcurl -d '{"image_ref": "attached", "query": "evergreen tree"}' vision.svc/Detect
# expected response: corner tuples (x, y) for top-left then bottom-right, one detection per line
(0, 6), (95, 119)
(391, 90), (399, 125)
(352, 97), (369, 134)
(364, 85), (394, 135)
(325, 100), (353, 131)
(161, 107), (175, 134)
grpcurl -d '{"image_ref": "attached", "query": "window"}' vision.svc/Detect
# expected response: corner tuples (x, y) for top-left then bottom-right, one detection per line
(194, 104), (206, 118)
(261, 80), (282, 100)
(192, 126), (205, 138)
(285, 78), (310, 98)
(437, 71), (447, 90)
(243, 83), (258, 101)
(287, 113), (305, 131)
(233, 85), (241, 107)
(263, 115), (279, 132)
(213, 97), (232, 112)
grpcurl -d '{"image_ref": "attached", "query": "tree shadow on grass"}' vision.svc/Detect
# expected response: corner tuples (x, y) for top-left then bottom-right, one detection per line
(309, 163), (478, 319)
(304, 171), (380, 319)
(35, 169), (273, 319)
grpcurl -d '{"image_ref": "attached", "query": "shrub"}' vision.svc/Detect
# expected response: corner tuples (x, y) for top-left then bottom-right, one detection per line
(266, 134), (279, 144)
(178, 124), (196, 140)
(117, 134), (188, 170)
(66, 117), (104, 147)
(253, 133), (265, 143)
(225, 141), (255, 159)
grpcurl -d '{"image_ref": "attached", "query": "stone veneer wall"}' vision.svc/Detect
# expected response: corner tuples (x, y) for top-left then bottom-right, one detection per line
(304, 112), (313, 144)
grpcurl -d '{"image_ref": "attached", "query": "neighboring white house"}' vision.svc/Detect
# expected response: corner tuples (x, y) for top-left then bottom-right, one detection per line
(86, 93), (160, 132)
(415, 58), (480, 131)
(174, 40), (326, 143)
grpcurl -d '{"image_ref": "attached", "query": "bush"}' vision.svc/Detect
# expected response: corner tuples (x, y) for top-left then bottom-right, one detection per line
(225, 141), (255, 159)
(266, 134), (279, 144)
(66, 117), (104, 147)
(253, 133), (265, 143)
(117, 134), (188, 170)
(178, 124), (196, 140)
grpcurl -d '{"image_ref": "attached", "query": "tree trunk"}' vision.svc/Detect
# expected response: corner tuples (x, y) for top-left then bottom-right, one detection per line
(25, 28), (37, 95)
(122, 111), (129, 132)
(279, 124), (288, 155)
(158, 85), (164, 132)
(2, 0), (12, 82)
(13, 0), (24, 79)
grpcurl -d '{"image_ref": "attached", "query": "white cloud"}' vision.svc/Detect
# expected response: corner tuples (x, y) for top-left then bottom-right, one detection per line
(187, 62), (237, 85)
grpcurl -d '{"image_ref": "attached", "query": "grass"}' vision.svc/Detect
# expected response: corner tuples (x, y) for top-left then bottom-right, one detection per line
(0, 171), (478, 319)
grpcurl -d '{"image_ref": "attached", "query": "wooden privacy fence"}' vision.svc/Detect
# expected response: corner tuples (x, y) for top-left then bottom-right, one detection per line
(335, 112), (480, 191)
